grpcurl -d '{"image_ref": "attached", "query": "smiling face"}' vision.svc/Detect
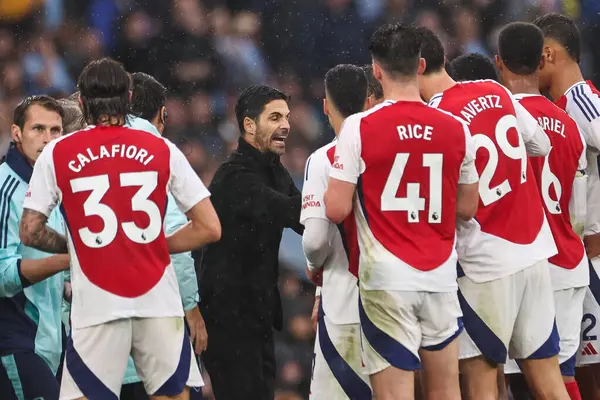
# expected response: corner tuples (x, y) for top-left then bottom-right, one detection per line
(245, 99), (291, 155)
(11, 104), (63, 164)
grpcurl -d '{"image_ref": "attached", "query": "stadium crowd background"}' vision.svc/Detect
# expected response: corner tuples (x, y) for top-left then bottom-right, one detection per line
(0, 0), (599, 398)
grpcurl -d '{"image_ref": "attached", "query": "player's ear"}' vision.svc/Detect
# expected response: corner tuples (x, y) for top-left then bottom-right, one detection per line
(543, 45), (554, 64)
(323, 98), (329, 117)
(372, 62), (383, 82)
(11, 124), (21, 144)
(494, 55), (503, 72)
(417, 58), (426, 76)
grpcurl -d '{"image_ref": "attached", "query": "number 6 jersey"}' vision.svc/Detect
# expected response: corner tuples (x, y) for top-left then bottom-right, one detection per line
(23, 125), (210, 329)
(329, 100), (479, 292)
(430, 80), (557, 283)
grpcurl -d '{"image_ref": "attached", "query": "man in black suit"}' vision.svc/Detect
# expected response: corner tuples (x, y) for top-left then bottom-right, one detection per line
(199, 85), (304, 400)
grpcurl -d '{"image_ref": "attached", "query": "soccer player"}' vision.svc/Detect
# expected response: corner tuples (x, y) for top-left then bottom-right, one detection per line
(324, 24), (480, 400)
(416, 26), (568, 400)
(0, 96), (68, 400)
(360, 64), (385, 107)
(496, 22), (588, 400)
(533, 12), (600, 398)
(124, 71), (207, 400)
(302, 64), (372, 399)
(19, 58), (221, 400)
(449, 53), (499, 82)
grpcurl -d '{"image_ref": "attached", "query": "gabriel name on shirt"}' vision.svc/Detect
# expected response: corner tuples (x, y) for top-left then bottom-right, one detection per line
(68, 144), (155, 173)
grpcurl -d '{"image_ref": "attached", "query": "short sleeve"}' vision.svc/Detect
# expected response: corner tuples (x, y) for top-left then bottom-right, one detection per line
(300, 151), (330, 224)
(459, 123), (479, 184)
(166, 140), (210, 213)
(328, 115), (362, 184)
(22, 142), (60, 217)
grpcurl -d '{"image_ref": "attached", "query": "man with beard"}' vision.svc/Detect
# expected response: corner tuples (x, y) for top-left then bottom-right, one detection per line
(199, 85), (304, 400)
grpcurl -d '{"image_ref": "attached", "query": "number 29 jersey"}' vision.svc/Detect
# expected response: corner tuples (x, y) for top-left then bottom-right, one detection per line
(23, 125), (210, 329)
(329, 100), (479, 292)
(430, 80), (557, 283)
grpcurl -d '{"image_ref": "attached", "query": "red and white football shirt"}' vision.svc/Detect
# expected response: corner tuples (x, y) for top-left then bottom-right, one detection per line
(23, 125), (210, 328)
(556, 81), (600, 238)
(301, 139), (360, 325)
(430, 80), (557, 283)
(329, 100), (478, 292)
(516, 93), (588, 290)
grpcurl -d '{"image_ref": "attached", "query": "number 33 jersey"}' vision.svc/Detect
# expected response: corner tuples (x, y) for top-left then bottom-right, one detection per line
(23, 125), (210, 329)
(430, 80), (557, 283)
(329, 100), (479, 292)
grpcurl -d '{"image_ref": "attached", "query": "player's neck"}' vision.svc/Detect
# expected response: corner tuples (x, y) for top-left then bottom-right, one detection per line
(382, 80), (422, 103)
(503, 74), (540, 96)
(332, 116), (344, 137)
(550, 62), (584, 101)
(421, 71), (455, 102)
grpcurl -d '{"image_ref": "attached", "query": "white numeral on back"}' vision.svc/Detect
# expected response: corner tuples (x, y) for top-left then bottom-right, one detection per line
(541, 147), (562, 214)
(381, 153), (444, 223)
(69, 171), (161, 248)
(472, 114), (528, 206)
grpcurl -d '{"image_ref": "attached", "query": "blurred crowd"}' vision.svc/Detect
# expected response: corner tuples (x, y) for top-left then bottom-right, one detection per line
(0, 0), (598, 397)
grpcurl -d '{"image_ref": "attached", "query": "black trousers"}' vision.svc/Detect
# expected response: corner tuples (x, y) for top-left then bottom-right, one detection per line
(203, 328), (275, 400)
(0, 352), (60, 400)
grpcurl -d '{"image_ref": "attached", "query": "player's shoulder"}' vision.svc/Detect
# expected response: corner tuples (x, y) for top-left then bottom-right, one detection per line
(0, 163), (25, 211)
(564, 81), (600, 122)
(345, 101), (395, 125)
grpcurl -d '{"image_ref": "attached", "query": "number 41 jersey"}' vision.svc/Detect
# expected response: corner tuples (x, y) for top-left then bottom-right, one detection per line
(23, 125), (210, 329)
(329, 100), (479, 292)
(430, 80), (557, 283)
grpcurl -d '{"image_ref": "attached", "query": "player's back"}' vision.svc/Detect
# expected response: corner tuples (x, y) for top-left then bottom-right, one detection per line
(431, 80), (555, 281)
(346, 100), (470, 291)
(47, 125), (182, 328)
(517, 94), (587, 275)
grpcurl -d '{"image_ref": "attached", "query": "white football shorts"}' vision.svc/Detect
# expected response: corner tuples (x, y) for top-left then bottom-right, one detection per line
(577, 259), (600, 366)
(59, 317), (203, 400)
(310, 301), (371, 400)
(458, 259), (558, 363)
(504, 285), (585, 375)
(359, 287), (462, 375)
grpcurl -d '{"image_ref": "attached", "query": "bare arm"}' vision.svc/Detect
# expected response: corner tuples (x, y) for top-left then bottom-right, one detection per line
(324, 178), (356, 224)
(166, 197), (221, 254)
(456, 182), (479, 221)
(19, 209), (68, 254)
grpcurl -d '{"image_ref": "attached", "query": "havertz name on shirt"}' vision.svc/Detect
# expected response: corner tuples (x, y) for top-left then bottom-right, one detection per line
(460, 95), (502, 124)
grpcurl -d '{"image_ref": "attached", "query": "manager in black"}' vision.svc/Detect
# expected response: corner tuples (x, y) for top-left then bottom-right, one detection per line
(199, 85), (303, 400)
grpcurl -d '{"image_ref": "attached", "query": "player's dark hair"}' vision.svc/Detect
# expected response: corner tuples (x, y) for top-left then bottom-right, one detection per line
(130, 72), (167, 122)
(13, 95), (65, 131)
(414, 27), (445, 74)
(450, 53), (499, 82)
(533, 13), (580, 63)
(77, 58), (130, 125)
(360, 64), (384, 100)
(235, 84), (289, 134)
(325, 65), (368, 119)
(58, 99), (85, 133)
(369, 23), (422, 78)
(498, 22), (544, 76)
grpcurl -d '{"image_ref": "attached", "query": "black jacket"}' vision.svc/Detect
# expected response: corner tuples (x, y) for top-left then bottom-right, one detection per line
(198, 138), (303, 335)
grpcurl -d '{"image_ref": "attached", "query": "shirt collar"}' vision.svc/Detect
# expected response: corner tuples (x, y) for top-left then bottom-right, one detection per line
(4, 142), (33, 183)
(125, 115), (161, 137)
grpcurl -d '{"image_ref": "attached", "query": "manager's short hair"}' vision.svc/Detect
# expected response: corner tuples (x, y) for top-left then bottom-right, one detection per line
(58, 99), (85, 133)
(235, 85), (289, 134)
(13, 95), (65, 130)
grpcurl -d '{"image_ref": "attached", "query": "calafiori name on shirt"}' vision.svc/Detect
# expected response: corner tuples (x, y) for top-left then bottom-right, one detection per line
(459, 95), (502, 124)
(68, 144), (155, 173)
